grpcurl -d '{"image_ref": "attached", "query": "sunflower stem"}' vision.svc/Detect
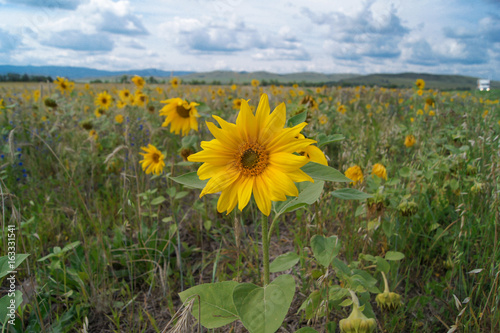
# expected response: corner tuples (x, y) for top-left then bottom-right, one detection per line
(262, 213), (270, 286)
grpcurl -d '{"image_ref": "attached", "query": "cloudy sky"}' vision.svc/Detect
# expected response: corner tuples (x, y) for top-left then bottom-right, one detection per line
(0, 0), (499, 79)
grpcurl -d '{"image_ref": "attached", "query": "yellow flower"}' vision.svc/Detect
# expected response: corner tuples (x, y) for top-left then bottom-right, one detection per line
(159, 98), (200, 136)
(117, 100), (126, 109)
(95, 91), (113, 110)
(429, 110), (435, 116)
(115, 114), (124, 124)
(482, 110), (488, 118)
(119, 89), (131, 102)
(89, 130), (98, 140)
(251, 79), (260, 87)
(0, 98), (5, 109)
(417, 109), (424, 116)
(415, 79), (425, 90)
(410, 117), (415, 122)
(171, 77), (180, 88)
(231, 84), (238, 91)
(134, 90), (148, 107)
(417, 89), (423, 96)
(139, 144), (165, 175)
(372, 163), (387, 180)
(319, 114), (328, 125)
(84, 83), (90, 90)
(405, 135), (416, 147)
(345, 165), (363, 184)
(33, 90), (40, 102)
(131, 75), (145, 89)
(233, 98), (243, 110)
(338, 105), (346, 114)
(296, 134), (328, 166)
(54, 77), (74, 95)
(188, 94), (315, 216)
(94, 108), (106, 118)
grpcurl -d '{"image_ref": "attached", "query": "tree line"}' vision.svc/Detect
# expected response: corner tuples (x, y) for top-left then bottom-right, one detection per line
(0, 73), (54, 82)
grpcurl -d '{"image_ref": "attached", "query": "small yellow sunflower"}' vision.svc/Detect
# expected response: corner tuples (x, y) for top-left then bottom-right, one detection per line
(170, 77), (180, 88)
(233, 98), (243, 110)
(33, 90), (40, 102)
(188, 94), (315, 216)
(54, 77), (74, 95)
(415, 79), (425, 90)
(115, 114), (124, 124)
(89, 129), (98, 140)
(159, 98), (200, 136)
(131, 75), (145, 89)
(372, 163), (387, 180)
(251, 79), (260, 87)
(345, 165), (363, 184)
(95, 91), (113, 110)
(338, 105), (346, 114)
(119, 89), (131, 102)
(134, 90), (148, 107)
(139, 144), (165, 175)
(404, 135), (416, 147)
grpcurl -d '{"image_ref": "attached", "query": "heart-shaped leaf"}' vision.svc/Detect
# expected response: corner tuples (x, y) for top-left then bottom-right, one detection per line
(311, 235), (341, 268)
(270, 252), (300, 273)
(233, 275), (295, 333)
(179, 281), (239, 328)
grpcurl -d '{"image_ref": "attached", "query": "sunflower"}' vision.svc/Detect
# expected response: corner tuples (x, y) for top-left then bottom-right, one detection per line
(54, 77), (74, 95)
(188, 94), (315, 216)
(345, 165), (363, 184)
(233, 98), (242, 110)
(404, 135), (416, 147)
(372, 163), (387, 180)
(338, 105), (346, 114)
(33, 90), (40, 102)
(295, 134), (327, 165)
(415, 79), (425, 90)
(251, 79), (260, 87)
(139, 144), (165, 175)
(119, 89), (131, 102)
(115, 114), (124, 124)
(159, 98), (200, 136)
(170, 77), (180, 88)
(89, 130), (98, 140)
(131, 76), (145, 89)
(134, 90), (148, 107)
(95, 91), (113, 110)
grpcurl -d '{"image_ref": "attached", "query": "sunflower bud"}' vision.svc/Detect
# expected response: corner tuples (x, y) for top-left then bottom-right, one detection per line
(339, 303), (376, 333)
(376, 291), (402, 310)
(397, 200), (418, 216)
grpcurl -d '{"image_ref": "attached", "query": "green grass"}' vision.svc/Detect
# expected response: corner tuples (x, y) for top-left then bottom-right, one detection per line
(0, 81), (499, 332)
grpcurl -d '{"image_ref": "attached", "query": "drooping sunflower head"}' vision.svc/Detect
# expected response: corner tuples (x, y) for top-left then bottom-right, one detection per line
(188, 94), (316, 216)
(139, 144), (165, 175)
(371, 163), (387, 180)
(404, 134), (416, 148)
(345, 165), (364, 185)
(159, 97), (200, 136)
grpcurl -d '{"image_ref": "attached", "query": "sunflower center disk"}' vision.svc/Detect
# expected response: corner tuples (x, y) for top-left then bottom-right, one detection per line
(176, 105), (191, 118)
(236, 143), (269, 177)
(152, 153), (160, 163)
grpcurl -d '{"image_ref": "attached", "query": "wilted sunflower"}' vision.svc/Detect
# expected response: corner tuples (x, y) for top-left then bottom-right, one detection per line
(159, 98), (200, 136)
(139, 144), (165, 175)
(95, 91), (112, 110)
(54, 77), (74, 95)
(188, 94), (315, 216)
(345, 165), (363, 184)
(170, 77), (180, 88)
(415, 79), (425, 90)
(131, 75), (145, 89)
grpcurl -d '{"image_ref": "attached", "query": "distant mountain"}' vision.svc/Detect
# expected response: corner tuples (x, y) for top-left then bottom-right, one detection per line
(178, 70), (359, 84)
(337, 72), (500, 90)
(0, 65), (192, 80)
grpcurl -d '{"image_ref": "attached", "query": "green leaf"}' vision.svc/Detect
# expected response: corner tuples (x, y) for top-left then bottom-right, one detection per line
(385, 251), (405, 261)
(0, 290), (23, 324)
(287, 111), (307, 127)
(376, 256), (390, 274)
(296, 328), (320, 333)
(317, 133), (345, 148)
(330, 188), (372, 200)
(170, 172), (208, 189)
(270, 252), (300, 273)
(301, 162), (351, 182)
(276, 181), (324, 215)
(0, 254), (30, 278)
(151, 196), (166, 205)
(311, 235), (341, 268)
(332, 258), (351, 277)
(178, 281), (239, 329)
(399, 167), (411, 177)
(233, 274), (295, 333)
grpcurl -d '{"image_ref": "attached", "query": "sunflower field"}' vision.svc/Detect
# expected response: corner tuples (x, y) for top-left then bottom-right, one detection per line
(0, 77), (499, 333)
